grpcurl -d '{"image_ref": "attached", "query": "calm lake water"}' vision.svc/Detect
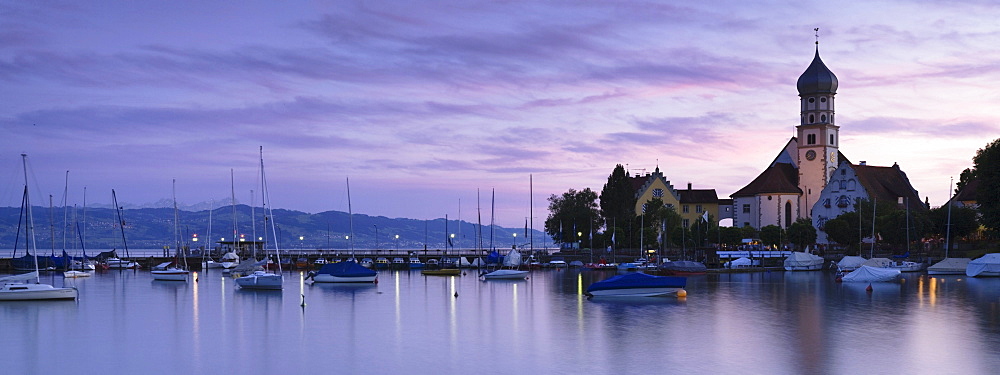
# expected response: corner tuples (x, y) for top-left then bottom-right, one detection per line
(1, 268), (998, 375)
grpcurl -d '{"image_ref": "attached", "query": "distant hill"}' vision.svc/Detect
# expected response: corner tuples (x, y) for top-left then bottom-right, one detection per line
(0, 205), (547, 252)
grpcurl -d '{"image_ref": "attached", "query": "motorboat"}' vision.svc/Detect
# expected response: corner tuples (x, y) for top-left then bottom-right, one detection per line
(151, 267), (190, 281)
(585, 272), (687, 297)
(408, 257), (425, 269)
(724, 257), (759, 268)
(63, 270), (91, 278)
(235, 270), (283, 289)
(308, 261), (377, 283)
(568, 260), (584, 268)
(1, 272), (79, 300)
(374, 257), (390, 270)
(659, 261), (707, 275)
(421, 268), (461, 276)
(783, 252), (824, 271)
(927, 258), (971, 275)
(481, 269), (528, 279)
(966, 253), (1000, 277)
(889, 260), (926, 272)
(360, 258), (374, 268)
(835, 256), (866, 271)
(838, 265), (900, 282)
(548, 257), (568, 268)
(105, 257), (138, 269)
(391, 257), (407, 269)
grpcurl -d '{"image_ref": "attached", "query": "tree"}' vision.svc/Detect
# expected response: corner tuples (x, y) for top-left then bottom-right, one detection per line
(927, 205), (979, 239)
(599, 164), (636, 230)
(823, 217), (856, 250)
(974, 138), (1000, 232)
(956, 167), (975, 195)
(759, 225), (784, 248)
(786, 218), (817, 251)
(638, 198), (682, 250)
(544, 188), (600, 247)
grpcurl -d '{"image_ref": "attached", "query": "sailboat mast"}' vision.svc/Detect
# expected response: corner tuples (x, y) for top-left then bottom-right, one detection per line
(173, 179), (179, 257)
(260, 146), (281, 271)
(21, 154), (40, 283)
(112, 189), (130, 259)
(62, 170), (69, 252)
(347, 177), (355, 255)
(869, 197), (877, 258)
(945, 177), (953, 258)
(231, 169), (237, 258)
(530, 174), (533, 254)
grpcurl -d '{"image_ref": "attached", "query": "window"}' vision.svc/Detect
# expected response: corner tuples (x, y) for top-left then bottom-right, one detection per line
(682, 205), (690, 213)
(742, 204), (750, 213)
(847, 179), (856, 191)
(837, 195), (851, 208)
(641, 203), (648, 213)
(841, 169), (846, 176)
(820, 97), (827, 103)
(830, 134), (835, 144)
(652, 188), (663, 198)
(682, 219), (689, 228)
(809, 114), (814, 123)
(696, 205), (703, 213)
(821, 114), (826, 122)
(807, 134), (816, 144)
(808, 98), (815, 103)
(823, 198), (831, 208)
(839, 180), (847, 190)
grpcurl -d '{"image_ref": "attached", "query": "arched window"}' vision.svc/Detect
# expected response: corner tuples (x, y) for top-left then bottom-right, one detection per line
(830, 134), (835, 144)
(821, 114), (826, 122)
(820, 97), (827, 103)
(809, 114), (815, 123)
(847, 179), (856, 191)
(784, 201), (792, 228)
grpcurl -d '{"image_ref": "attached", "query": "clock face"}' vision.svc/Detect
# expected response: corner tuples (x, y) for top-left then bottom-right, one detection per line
(830, 152), (837, 162)
(805, 150), (816, 161)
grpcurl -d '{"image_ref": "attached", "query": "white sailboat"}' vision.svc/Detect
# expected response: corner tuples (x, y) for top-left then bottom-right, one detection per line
(235, 147), (283, 290)
(1, 154), (78, 301)
(929, 178), (971, 275)
(152, 180), (190, 281)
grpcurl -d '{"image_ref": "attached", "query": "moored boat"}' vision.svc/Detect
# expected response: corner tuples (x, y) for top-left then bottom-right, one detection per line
(408, 257), (425, 269)
(966, 253), (1000, 277)
(585, 272), (687, 297)
(834, 255), (866, 271)
(927, 258), (971, 275)
(659, 260), (707, 275)
(1, 272), (78, 300)
(839, 265), (900, 282)
(308, 261), (378, 283)
(783, 251), (824, 271)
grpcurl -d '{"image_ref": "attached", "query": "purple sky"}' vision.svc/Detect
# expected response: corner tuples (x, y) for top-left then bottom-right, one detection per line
(2, 1), (998, 229)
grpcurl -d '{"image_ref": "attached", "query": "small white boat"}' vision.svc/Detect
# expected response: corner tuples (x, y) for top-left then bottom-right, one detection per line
(105, 257), (138, 269)
(1, 272), (78, 301)
(63, 270), (91, 278)
(219, 251), (240, 269)
(889, 260), (926, 272)
(966, 253), (1000, 277)
(408, 257), (424, 269)
(482, 269), (529, 279)
(70, 259), (97, 271)
(151, 268), (190, 281)
(784, 251), (824, 271)
(235, 270), (283, 289)
(927, 258), (971, 275)
(548, 257), (568, 268)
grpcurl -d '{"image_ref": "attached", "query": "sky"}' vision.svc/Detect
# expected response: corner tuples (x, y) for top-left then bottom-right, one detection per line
(2, 0), (998, 230)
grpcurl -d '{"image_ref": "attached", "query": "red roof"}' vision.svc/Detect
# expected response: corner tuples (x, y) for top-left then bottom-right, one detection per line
(853, 163), (925, 211)
(731, 163), (801, 197)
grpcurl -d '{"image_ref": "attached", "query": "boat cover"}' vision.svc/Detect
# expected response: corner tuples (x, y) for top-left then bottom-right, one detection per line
(966, 253), (1000, 277)
(927, 258), (971, 273)
(841, 265), (900, 282)
(586, 272), (686, 293)
(861, 258), (893, 268)
(457, 257), (472, 267)
(318, 261), (377, 277)
(659, 261), (707, 273)
(836, 256), (866, 270)
(725, 257), (755, 268)
(0, 271), (38, 283)
(503, 250), (522, 267)
(784, 252), (824, 268)
(569, 260), (584, 267)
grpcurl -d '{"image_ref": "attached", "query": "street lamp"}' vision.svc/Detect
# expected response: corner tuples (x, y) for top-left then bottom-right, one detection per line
(513, 233), (517, 248)
(395, 234), (399, 252)
(299, 236), (304, 249)
(578, 231), (583, 249)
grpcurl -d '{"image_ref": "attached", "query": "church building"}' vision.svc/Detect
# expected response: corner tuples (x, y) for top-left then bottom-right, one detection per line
(731, 44), (844, 230)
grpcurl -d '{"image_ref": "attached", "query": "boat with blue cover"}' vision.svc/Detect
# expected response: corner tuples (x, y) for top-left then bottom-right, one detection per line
(308, 261), (378, 283)
(585, 272), (687, 297)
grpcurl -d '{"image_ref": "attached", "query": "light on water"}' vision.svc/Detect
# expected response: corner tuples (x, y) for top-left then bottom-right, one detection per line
(1, 269), (998, 374)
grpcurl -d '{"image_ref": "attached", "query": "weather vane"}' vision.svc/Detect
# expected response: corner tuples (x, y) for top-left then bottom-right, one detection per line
(815, 28), (820, 45)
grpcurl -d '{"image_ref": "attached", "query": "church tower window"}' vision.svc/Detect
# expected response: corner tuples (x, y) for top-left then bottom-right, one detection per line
(821, 114), (826, 122)
(809, 114), (814, 123)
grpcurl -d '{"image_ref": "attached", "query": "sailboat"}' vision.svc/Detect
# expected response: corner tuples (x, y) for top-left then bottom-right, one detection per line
(309, 177), (379, 282)
(1, 154), (78, 301)
(928, 178), (972, 275)
(152, 180), (190, 281)
(235, 147), (283, 290)
(481, 178), (530, 280)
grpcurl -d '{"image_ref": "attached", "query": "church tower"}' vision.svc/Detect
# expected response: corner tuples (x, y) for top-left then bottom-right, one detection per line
(795, 39), (839, 218)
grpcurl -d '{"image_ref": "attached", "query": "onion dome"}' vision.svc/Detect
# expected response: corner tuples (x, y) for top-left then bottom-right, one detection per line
(796, 47), (838, 96)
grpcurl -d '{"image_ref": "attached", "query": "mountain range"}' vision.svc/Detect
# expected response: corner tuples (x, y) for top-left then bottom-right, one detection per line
(1, 205), (548, 253)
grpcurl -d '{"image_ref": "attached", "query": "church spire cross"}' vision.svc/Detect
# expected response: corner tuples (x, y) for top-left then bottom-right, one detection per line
(814, 28), (820, 45)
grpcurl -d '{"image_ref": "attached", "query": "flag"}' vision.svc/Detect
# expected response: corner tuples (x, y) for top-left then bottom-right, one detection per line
(702, 210), (709, 222)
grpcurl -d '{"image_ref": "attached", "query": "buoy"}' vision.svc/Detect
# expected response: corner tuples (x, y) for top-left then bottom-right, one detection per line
(866, 283), (873, 292)
(300, 293), (306, 307)
(676, 289), (687, 297)
(454, 291), (459, 298)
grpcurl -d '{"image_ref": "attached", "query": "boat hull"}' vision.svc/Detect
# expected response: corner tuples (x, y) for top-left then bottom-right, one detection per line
(0, 284), (78, 300)
(587, 287), (683, 297)
(586, 272), (687, 298)
(421, 269), (461, 276)
(312, 274), (378, 283)
(63, 271), (91, 278)
(151, 269), (190, 281)
(235, 272), (283, 289)
(784, 264), (824, 271)
(482, 269), (528, 279)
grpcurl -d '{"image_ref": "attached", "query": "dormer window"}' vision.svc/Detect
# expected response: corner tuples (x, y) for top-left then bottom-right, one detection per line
(652, 188), (663, 198)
